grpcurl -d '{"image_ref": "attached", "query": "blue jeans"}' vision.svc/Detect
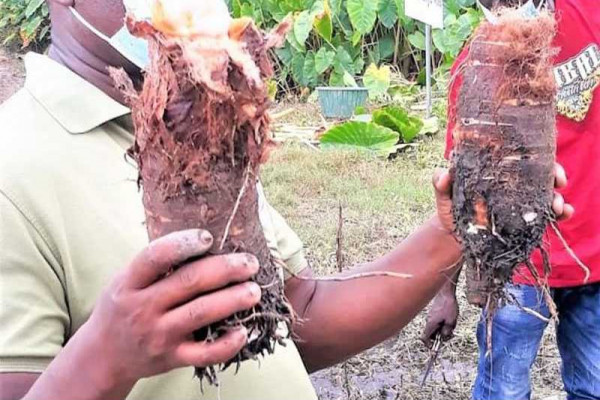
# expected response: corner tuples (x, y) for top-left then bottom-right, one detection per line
(473, 283), (600, 400)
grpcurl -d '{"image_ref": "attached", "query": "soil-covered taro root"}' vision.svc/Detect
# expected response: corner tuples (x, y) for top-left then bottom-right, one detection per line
(111, 2), (293, 386)
(451, 11), (557, 309)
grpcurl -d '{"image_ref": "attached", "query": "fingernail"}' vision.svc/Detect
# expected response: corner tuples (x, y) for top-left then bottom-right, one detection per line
(247, 282), (261, 298)
(199, 230), (213, 245)
(234, 326), (248, 340)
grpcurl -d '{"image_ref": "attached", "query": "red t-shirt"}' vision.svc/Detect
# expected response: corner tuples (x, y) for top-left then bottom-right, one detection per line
(446, 0), (600, 287)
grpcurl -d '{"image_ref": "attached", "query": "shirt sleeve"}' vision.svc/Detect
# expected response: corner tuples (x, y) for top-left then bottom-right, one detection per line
(0, 191), (70, 373)
(256, 183), (308, 280)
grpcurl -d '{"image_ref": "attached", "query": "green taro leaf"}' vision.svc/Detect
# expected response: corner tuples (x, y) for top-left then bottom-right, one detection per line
(347, 0), (379, 35)
(320, 121), (400, 155)
(292, 52), (306, 86)
(329, 70), (344, 86)
(24, 0), (44, 18)
(351, 30), (362, 46)
(388, 84), (419, 104)
(395, 0), (405, 17)
(336, 8), (355, 38)
(353, 56), (365, 75)
(294, 10), (314, 45)
(314, 4), (333, 41)
(342, 71), (358, 87)
(287, 28), (306, 52)
(333, 46), (355, 74)
(407, 31), (426, 50)
(378, 34), (396, 60)
(369, 47), (381, 65)
(240, 3), (254, 18)
(363, 63), (391, 99)
(432, 29), (447, 54)
(330, 0), (343, 16)
(303, 51), (318, 87)
(378, 0), (398, 28)
(310, 0), (325, 15)
(354, 105), (368, 115)
(231, 0), (242, 17)
(372, 106), (424, 143)
(315, 47), (335, 73)
(276, 44), (293, 66)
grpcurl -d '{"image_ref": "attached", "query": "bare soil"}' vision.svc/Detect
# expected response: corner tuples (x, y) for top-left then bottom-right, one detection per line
(0, 46), (25, 104)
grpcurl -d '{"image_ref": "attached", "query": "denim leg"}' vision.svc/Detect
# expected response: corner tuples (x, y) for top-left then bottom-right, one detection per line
(555, 283), (600, 400)
(472, 284), (550, 400)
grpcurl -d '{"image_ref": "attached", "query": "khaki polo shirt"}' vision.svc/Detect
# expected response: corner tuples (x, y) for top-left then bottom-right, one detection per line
(0, 53), (317, 400)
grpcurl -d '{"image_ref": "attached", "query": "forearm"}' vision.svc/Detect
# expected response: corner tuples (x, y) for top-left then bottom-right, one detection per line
(291, 216), (461, 372)
(23, 321), (135, 400)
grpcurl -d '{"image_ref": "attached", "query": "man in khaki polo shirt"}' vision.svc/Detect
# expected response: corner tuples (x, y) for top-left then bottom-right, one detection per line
(0, 1), (571, 400)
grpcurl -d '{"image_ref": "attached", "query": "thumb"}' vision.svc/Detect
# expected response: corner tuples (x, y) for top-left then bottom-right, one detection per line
(422, 322), (441, 346)
(440, 324), (455, 341)
(433, 168), (453, 201)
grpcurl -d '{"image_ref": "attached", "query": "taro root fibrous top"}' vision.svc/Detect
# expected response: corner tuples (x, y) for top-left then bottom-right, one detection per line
(111, 0), (294, 386)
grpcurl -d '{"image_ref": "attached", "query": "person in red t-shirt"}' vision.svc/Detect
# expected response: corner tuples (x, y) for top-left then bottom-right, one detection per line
(422, 1), (600, 399)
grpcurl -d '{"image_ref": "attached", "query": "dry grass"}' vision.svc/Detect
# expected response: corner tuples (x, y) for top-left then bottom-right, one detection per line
(262, 110), (564, 400)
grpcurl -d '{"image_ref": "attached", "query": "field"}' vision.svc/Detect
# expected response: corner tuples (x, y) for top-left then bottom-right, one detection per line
(263, 104), (564, 400)
(0, 49), (565, 400)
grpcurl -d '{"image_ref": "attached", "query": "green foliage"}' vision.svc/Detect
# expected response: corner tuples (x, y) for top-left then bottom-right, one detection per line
(225, 0), (483, 96)
(0, 0), (50, 47)
(372, 105), (423, 143)
(378, 0), (398, 29)
(0, 0), (481, 88)
(347, 0), (379, 35)
(320, 121), (400, 156)
(319, 102), (431, 156)
(432, 7), (482, 67)
(362, 63), (391, 99)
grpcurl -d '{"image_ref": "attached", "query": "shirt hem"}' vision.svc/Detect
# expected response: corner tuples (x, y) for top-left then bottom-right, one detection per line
(513, 274), (600, 288)
(0, 358), (52, 373)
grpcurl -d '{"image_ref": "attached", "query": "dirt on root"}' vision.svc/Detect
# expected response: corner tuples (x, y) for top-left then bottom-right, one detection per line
(0, 46), (25, 104)
(451, 11), (557, 309)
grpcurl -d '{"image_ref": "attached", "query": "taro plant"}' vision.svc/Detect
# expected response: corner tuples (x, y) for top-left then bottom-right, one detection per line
(319, 104), (429, 156)
(226, 0), (483, 95)
(0, 0), (50, 47)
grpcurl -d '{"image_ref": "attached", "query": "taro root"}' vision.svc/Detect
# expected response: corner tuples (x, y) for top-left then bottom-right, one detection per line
(451, 11), (558, 310)
(111, 1), (293, 386)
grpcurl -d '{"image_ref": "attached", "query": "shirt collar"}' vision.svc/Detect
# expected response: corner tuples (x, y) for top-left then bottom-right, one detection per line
(23, 52), (130, 134)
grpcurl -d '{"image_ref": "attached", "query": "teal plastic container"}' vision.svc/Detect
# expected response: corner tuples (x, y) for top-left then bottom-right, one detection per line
(317, 87), (369, 119)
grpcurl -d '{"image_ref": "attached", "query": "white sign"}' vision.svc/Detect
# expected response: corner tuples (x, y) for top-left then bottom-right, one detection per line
(405, 0), (444, 29)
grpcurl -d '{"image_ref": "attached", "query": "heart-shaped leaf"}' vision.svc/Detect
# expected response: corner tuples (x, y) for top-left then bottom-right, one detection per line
(315, 47), (335, 73)
(347, 0), (379, 35)
(320, 121), (400, 156)
(378, 0), (398, 28)
(407, 31), (426, 50)
(363, 63), (391, 99)
(294, 10), (314, 45)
